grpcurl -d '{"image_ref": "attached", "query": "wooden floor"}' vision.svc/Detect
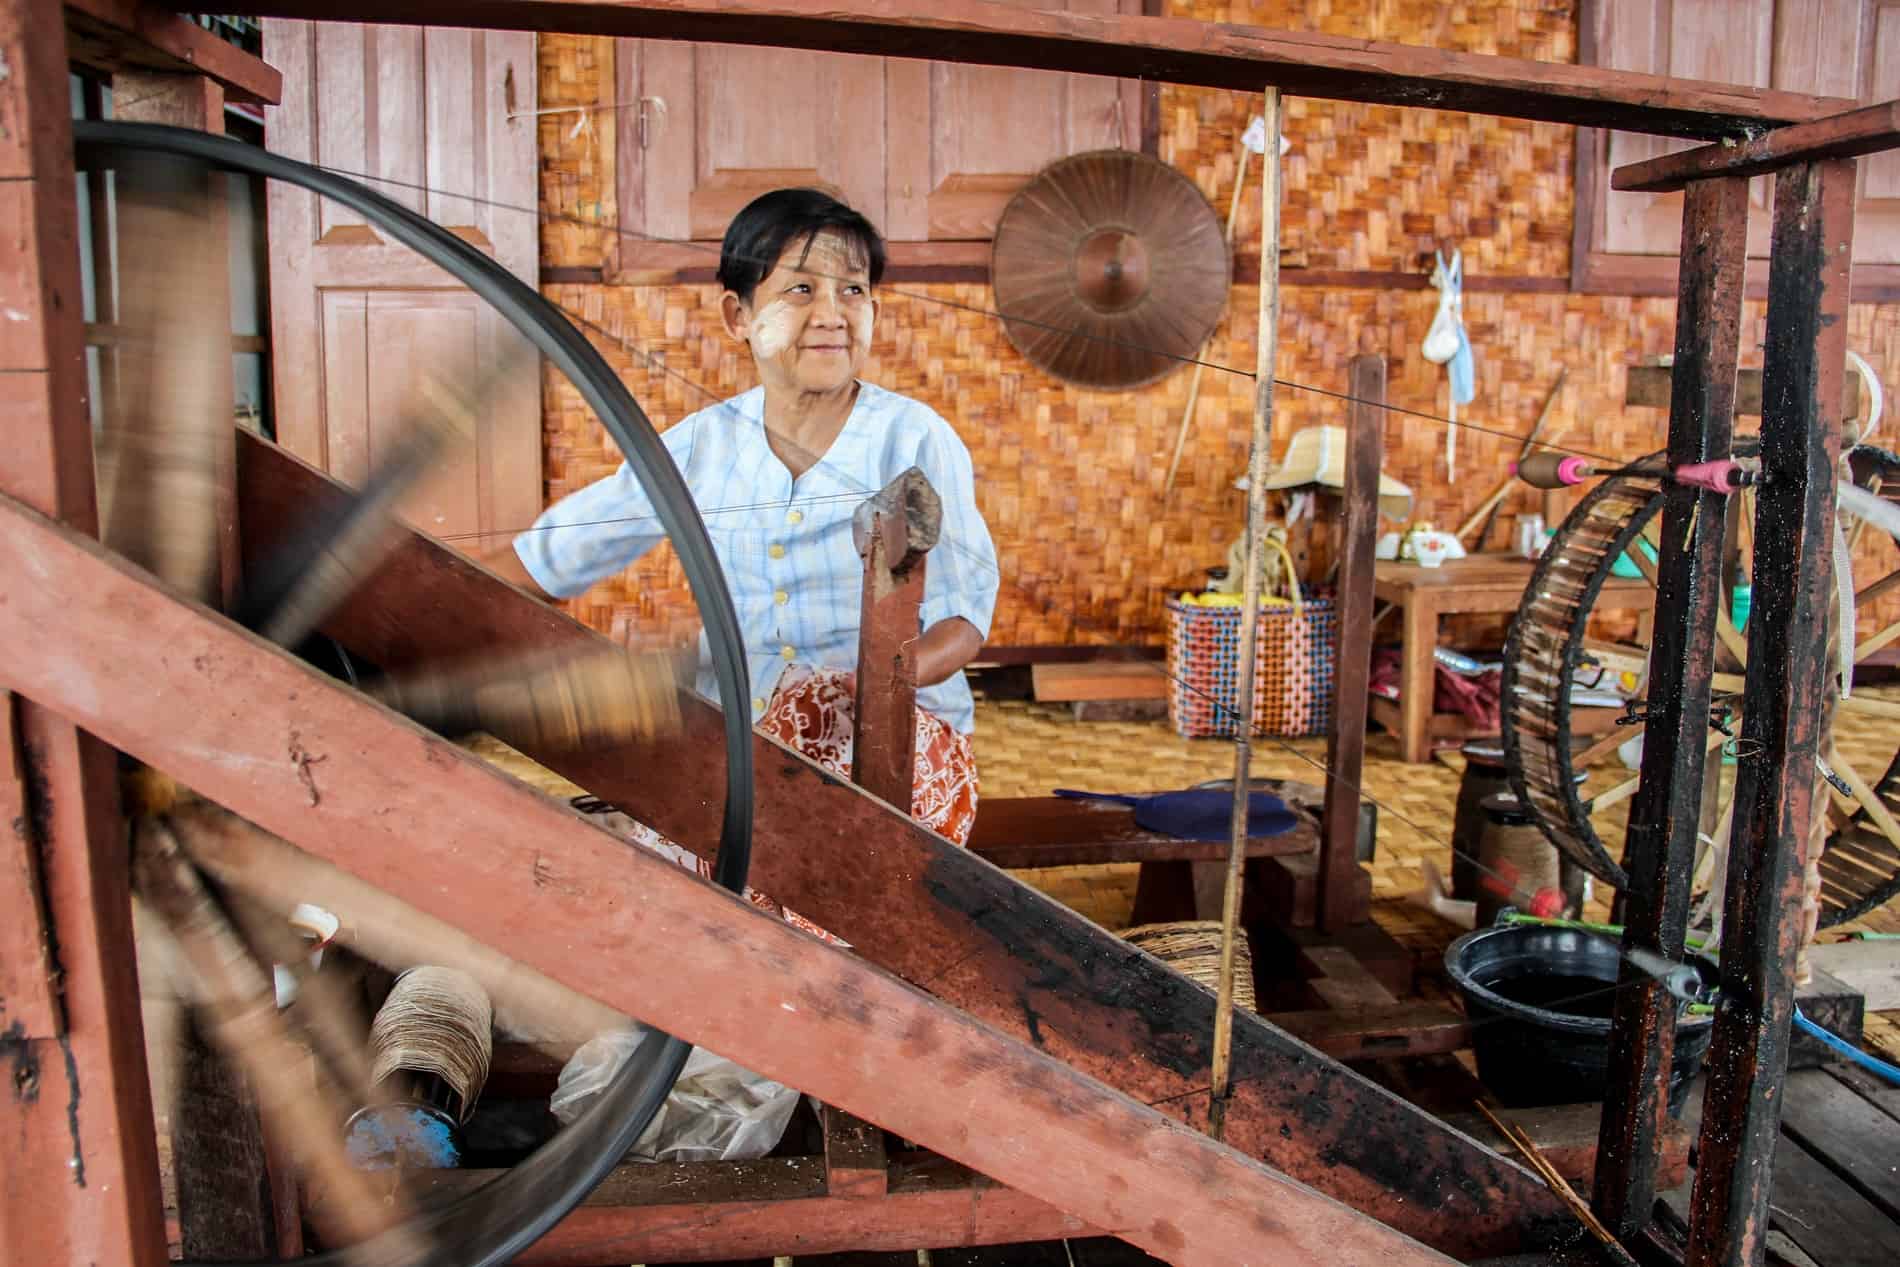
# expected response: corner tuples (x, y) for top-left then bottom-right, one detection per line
(1664, 1064), (1900, 1267)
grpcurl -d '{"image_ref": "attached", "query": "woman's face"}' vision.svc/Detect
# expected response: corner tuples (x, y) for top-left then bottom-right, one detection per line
(721, 229), (878, 397)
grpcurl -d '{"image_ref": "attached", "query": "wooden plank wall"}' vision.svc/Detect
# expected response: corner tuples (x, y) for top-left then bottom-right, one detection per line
(533, 2), (1900, 652)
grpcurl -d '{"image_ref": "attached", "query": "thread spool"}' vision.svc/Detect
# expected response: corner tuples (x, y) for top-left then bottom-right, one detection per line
(1514, 452), (1596, 489)
(1451, 742), (1512, 902)
(1475, 792), (1563, 929)
(344, 966), (493, 1170)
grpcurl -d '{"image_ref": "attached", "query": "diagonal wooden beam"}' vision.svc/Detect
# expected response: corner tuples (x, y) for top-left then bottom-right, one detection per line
(1614, 99), (1900, 193)
(215, 0), (1849, 137)
(0, 489), (1459, 1267)
(234, 432), (1575, 1258)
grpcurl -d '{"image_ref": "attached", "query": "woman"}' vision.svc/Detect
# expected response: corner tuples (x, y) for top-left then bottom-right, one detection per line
(490, 189), (998, 850)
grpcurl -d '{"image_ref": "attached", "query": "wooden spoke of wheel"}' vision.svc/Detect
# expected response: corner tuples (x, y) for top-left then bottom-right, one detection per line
(1574, 721), (1645, 771)
(1635, 519), (1751, 666)
(133, 816), (428, 1263)
(1829, 748), (1900, 856)
(1856, 615), (1900, 665)
(1858, 565), (1900, 611)
(1590, 728), (1729, 815)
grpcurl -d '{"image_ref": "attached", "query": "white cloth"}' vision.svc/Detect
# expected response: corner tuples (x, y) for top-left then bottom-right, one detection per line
(514, 382), (999, 733)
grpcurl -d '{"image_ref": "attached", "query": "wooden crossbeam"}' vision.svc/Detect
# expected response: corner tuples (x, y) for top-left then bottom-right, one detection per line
(0, 489), (1462, 1267)
(63, 1), (282, 104)
(217, 0), (1850, 136)
(1614, 100), (1900, 194)
(233, 432), (1575, 1258)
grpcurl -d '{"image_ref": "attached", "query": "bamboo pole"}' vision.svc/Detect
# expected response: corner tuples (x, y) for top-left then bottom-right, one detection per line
(1208, 86), (1280, 1144)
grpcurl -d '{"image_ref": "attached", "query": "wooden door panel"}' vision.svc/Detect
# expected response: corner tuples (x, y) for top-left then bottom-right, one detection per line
(319, 290), (370, 481)
(1860, 1), (1900, 262)
(1589, 0), (1892, 268)
(264, 17), (540, 556)
(900, 0), (1144, 241)
(621, 41), (886, 244)
(367, 292), (483, 543)
(1601, 0), (1775, 255)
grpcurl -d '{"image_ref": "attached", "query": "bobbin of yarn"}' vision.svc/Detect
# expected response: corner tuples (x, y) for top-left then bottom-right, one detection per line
(343, 966), (494, 1171)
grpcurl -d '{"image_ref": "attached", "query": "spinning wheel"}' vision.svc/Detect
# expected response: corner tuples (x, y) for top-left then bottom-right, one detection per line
(74, 121), (755, 1267)
(1501, 437), (1900, 932)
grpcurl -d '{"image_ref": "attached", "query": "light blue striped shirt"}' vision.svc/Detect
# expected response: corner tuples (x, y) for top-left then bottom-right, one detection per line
(514, 382), (998, 733)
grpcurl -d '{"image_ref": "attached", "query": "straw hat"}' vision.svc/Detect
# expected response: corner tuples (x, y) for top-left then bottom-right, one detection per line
(1237, 425), (1414, 518)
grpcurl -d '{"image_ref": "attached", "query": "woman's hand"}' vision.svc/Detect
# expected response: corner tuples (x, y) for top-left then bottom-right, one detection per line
(913, 617), (983, 687)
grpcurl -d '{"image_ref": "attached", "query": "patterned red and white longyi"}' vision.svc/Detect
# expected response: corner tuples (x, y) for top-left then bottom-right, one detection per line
(581, 665), (978, 948)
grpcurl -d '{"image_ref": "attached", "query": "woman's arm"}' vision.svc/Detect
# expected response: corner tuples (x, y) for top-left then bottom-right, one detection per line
(482, 543), (557, 602)
(914, 616), (983, 687)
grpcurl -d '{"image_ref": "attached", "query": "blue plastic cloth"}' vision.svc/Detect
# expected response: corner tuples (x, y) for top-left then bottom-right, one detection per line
(1052, 788), (1297, 841)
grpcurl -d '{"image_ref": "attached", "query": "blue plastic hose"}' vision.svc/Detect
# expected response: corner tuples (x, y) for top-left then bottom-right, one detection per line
(1793, 1006), (1900, 1086)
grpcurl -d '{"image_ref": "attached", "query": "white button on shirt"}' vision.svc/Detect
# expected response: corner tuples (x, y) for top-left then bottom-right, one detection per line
(514, 382), (1000, 734)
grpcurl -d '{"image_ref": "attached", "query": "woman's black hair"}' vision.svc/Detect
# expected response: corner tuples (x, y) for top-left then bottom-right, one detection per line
(716, 188), (887, 306)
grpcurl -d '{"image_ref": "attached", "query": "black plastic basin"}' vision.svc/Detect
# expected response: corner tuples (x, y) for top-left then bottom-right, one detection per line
(1446, 923), (1715, 1111)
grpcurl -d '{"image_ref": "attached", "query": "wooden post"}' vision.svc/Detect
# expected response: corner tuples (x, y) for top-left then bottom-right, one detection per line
(1209, 84), (1281, 1143)
(1317, 355), (1382, 932)
(850, 467), (940, 810)
(1686, 157), (1857, 1267)
(1591, 174), (1749, 1239)
(0, 4), (168, 1264)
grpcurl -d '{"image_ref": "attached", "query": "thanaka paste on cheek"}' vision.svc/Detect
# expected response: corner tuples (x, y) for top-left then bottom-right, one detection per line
(848, 304), (874, 351)
(748, 300), (796, 359)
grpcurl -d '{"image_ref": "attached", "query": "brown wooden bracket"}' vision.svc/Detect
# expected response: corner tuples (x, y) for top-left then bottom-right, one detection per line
(1317, 355), (1381, 932)
(0, 490), (1466, 1267)
(0, 689), (64, 1039)
(851, 467), (940, 809)
(225, 0), (1848, 136)
(1613, 99), (1900, 194)
(64, 1), (283, 105)
(821, 1103), (889, 1200)
(232, 433), (1576, 1258)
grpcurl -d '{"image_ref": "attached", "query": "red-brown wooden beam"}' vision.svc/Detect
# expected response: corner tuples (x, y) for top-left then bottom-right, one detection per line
(851, 468), (937, 809)
(0, 3), (168, 1264)
(1613, 99), (1900, 193)
(1317, 354), (1381, 932)
(400, 1153), (1093, 1265)
(216, 0), (1850, 137)
(63, 1), (283, 104)
(232, 434), (1575, 1258)
(1685, 158), (1857, 1267)
(0, 495), (1463, 1267)
(1592, 174), (1750, 1241)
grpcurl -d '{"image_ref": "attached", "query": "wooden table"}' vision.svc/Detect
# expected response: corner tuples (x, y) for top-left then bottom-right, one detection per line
(1372, 554), (1656, 763)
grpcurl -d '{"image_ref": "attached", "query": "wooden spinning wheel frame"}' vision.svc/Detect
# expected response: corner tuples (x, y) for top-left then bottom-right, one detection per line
(74, 121), (759, 1267)
(1502, 439), (1900, 932)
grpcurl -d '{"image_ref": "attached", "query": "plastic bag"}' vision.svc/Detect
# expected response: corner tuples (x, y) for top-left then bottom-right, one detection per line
(550, 1027), (799, 1163)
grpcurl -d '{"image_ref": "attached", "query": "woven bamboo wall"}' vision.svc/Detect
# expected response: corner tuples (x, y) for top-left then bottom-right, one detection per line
(534, 10), (1900, 652)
